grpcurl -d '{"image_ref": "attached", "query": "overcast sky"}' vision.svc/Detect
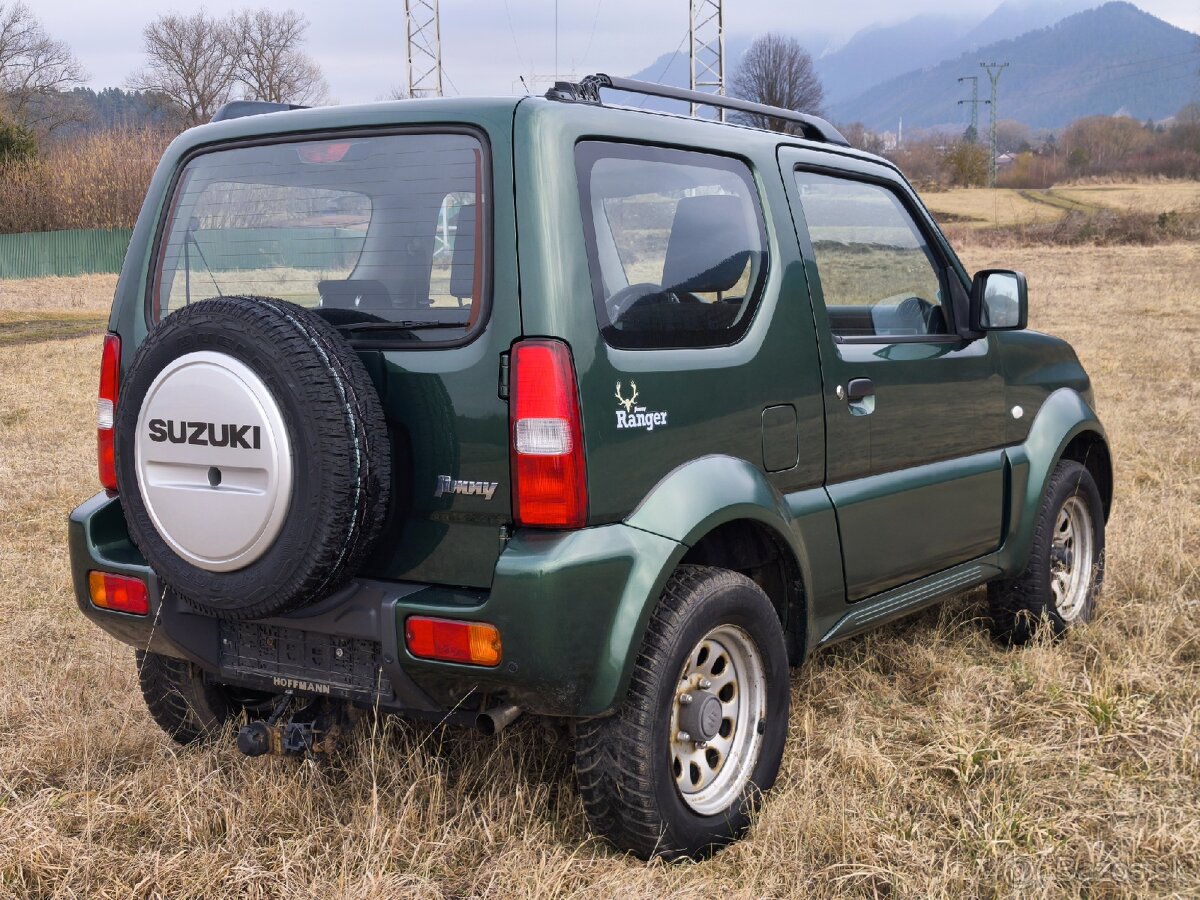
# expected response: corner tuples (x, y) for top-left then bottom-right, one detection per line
(33, 0), (1200, 104)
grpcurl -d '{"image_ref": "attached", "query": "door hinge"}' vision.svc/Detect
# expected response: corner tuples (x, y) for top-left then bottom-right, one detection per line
(497, 352), (510, 399)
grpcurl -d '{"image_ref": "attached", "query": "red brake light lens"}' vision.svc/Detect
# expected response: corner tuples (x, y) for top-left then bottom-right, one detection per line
(88, 571), (149, 616)
(98, 333), (120, 492)
(296, 141), (352, 164)
(509, 339), (587, 528)
(405, 616), (502, 667)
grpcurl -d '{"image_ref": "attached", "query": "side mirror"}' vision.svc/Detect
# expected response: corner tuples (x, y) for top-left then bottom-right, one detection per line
(970, 269), (1028, 332)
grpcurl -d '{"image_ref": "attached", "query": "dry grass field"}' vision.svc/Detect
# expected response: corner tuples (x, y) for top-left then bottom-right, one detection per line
(0, 236), (1197, 896)
(923, 180), (1200, 229)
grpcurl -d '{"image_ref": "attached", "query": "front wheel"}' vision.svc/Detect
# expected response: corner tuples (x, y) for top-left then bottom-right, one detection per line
(574, 566), (790, 860)
(988, 459), (1106, 645)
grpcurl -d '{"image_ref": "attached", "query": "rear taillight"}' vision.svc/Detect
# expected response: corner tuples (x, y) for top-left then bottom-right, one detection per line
(88, 571), (149, 616)
(98, 333), (120, 492)
(509, 339), (587, 529)
(405, 616), (502, 667)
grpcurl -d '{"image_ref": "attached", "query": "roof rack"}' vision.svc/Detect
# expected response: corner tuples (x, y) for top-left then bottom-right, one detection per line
(545, 73), (850, 147)
(211, 100), (310, 123)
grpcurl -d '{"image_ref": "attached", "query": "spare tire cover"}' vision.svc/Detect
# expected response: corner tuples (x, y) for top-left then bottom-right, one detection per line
(114, 296), (391, 619)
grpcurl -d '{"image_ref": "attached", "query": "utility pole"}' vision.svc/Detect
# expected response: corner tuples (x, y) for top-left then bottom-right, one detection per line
(689, 0), (725, 120)
(981, 62), (1008, 187)
(957, 75), (987, 144)
(405, 0), (443, 98)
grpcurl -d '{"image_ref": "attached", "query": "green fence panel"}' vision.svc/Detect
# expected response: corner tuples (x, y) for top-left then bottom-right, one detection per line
(0, 228), (134, 279)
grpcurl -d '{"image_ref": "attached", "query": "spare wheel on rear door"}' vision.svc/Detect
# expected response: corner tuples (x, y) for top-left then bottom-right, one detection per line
(114, 296), (391, 619)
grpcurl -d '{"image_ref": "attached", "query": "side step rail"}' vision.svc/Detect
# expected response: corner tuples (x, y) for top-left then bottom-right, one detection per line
(817, 561), (999, 647)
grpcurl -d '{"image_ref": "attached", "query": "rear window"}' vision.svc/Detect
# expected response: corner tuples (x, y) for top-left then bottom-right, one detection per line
(576, 142), (768, 350)
(151, 131), (488, 343)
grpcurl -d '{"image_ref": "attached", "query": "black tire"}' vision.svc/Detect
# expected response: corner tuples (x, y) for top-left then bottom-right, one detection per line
(574, 565), (790, 860)
(115, 297), (391, 619)
(988, 459), (1106, 645)
(135, 650), (274, 745)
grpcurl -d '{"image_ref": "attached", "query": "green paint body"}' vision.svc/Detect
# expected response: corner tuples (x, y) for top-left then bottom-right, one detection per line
(71, 96), (1109, 718)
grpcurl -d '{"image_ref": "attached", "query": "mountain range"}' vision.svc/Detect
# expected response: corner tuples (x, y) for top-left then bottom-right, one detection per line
(625, 1), (1200, 132)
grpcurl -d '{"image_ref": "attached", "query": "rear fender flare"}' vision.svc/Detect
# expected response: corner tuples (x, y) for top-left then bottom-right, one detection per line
(617, 454), (828, 670)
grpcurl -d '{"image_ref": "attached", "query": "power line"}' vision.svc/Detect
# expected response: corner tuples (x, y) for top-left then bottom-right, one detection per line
(577, 0), (604, 71)
(1003, 54), (1199, 104)
(636, 27), (691, 107)
(501, 0), (529, 75)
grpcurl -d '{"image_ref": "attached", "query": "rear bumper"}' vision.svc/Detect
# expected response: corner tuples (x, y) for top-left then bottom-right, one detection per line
(69, 492), (681, 718)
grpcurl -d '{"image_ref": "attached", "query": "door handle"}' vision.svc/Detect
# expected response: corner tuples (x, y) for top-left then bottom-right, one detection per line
(846, 378), (875, 402)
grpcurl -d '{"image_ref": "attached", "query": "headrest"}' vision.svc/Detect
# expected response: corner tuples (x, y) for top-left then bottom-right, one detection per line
(661, 194), (756, 295)
(449, 205), (477, 299)
(318, 278), (391, 310)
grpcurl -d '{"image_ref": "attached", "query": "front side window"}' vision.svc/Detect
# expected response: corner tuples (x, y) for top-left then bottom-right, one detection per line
(152, 131), (488, 342)
(577, 142), (768, 349)
(793, 170), (949, 340)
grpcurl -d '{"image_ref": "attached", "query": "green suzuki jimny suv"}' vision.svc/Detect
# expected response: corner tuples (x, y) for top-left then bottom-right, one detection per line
(69, 75), (1111, 860)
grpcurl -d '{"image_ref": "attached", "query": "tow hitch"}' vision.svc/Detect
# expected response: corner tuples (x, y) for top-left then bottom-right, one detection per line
(235, 692), (347, 758)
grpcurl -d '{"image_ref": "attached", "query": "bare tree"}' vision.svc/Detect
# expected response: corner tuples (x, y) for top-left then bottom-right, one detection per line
(730, 33), (824, 133)
(838, 122), (888, 155)
(129, 11), (237, 127)
(230, 9), (329, 105)
(0, 2), (86, 133)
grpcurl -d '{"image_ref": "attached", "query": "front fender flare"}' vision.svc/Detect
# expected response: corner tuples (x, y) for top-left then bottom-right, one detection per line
(1000, 387), (1106, 573)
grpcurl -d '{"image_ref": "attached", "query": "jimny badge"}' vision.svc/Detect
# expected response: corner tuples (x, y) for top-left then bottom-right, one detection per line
(614, 381), (669, 432)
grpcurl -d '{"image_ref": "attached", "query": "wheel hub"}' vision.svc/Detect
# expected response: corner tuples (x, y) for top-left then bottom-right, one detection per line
(679, 689), (723, 742)
(134, 351), (293, 572)
(669, 625), (767, 816)
(1050, 495), (1095, 622)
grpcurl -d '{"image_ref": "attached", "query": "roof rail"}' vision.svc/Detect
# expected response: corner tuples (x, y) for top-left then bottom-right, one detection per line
(545, 73), (850, 147)
(211, 100), (309, 123)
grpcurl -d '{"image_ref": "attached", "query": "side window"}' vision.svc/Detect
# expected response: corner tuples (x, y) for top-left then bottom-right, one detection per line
(576, 142), (768, 350)
(793, 170), (949, 340)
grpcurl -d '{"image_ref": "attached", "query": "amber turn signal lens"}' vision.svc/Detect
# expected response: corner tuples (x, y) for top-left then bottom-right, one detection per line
(88, 571), (150, 616)
(405, 616), (502, 667)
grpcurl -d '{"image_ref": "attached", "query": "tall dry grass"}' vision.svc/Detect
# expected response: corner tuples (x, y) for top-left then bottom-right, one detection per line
(0, 128), (173, 234)
(0, 243), (1196, 897)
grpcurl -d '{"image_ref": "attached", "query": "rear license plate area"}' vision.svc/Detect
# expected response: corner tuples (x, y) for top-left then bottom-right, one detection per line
(219, 621), (393, 701)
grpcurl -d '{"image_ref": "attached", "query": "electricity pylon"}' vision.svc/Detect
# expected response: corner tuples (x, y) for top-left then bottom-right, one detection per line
(957, 75), (987, 144)
(689, 0), (725, 120)
(405, 0), (443, 98)
(981, 62), (1009, 187)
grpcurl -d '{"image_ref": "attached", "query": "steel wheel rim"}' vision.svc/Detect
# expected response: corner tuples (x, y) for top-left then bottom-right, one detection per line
(669, 624), (767, 816)
(1050, 495), (1095, 622)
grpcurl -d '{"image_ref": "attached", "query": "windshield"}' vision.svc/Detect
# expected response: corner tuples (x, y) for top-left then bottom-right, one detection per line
(152, 131), (488, 340)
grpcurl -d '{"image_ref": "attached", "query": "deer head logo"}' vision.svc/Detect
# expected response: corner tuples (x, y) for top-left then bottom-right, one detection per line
(615, 380), (639, 414)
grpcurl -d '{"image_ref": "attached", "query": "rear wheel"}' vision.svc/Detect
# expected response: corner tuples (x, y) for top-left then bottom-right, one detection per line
(988, 459), (1106, 645)
(574, 566), (789, 860)
(136, 651), (275, 745)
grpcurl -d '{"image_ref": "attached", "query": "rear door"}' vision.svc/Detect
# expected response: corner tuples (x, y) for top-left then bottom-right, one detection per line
(148, 116), (520, 588)
(779, 148), (1008, 601)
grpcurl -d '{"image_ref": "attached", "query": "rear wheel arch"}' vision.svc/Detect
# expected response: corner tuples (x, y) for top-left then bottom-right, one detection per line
(679, 518), (808, 665)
